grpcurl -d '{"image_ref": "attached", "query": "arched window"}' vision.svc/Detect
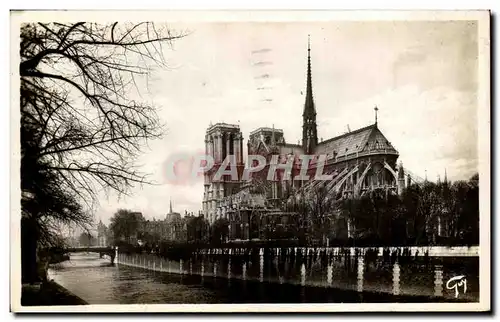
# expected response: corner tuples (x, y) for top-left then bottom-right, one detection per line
(229, 133), (234, 154)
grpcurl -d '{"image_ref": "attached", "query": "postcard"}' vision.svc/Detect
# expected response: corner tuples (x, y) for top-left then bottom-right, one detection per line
(10, 9), (490, 313)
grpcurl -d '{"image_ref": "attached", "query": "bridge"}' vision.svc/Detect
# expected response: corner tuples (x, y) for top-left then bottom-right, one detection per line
(59, 246), (116, 264)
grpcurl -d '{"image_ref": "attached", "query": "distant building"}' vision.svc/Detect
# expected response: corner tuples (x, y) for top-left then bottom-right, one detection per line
(140, 200), (192, 243)
(97, 220), (109, 246)
(128, 212), (144, 245)
(162, 200), (186, 241)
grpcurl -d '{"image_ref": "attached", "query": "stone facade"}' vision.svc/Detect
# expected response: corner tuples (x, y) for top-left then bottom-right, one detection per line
(201, 40), (409, 234)
(202, 123), (245, 224)
(140, 202), (190, 243)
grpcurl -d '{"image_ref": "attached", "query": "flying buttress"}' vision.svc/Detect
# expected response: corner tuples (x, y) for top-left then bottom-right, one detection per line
(354, 162), (372, 196)
(330, 165), (359, 195)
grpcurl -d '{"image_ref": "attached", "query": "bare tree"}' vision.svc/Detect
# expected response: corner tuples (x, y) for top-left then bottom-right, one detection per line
(20, 22), (186, 283)
(400, 182), (442, 244)
(109, 209), (146, 245)
(211, 218), (230, 244)
(306, 186), (336, 245)
(439, 174), (479, 243)
(285, 189), (308, 243)
(21, 22), (186, 205)
(78, 231), (96, 247)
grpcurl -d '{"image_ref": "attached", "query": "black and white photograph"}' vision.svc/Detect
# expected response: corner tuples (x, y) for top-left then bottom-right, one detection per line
(10, 10), (490, 312)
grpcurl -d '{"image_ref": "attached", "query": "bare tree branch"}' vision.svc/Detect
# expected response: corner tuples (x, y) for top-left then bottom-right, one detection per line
(20, 22), (188, 253)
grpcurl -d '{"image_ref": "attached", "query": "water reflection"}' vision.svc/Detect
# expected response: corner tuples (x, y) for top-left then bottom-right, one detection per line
(434, 265), (443, 297)
(50, 249), (479, 304)
(392, 261), (400, 295)
(357, 256), (364, 293)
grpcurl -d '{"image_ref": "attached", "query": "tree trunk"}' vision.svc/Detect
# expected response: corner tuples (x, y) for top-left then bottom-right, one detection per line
(21, 217), (39, 284)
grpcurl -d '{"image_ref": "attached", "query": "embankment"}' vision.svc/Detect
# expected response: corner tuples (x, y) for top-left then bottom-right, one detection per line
(21, 280), (88, 306)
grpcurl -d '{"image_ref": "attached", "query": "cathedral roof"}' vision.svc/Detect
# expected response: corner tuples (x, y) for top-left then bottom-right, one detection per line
(315, 123), (398, 158)
(166, 212), (181, 222)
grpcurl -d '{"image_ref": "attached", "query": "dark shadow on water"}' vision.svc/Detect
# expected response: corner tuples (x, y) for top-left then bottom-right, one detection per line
(99, 262), (115, 267)
(145, 270), (473, 304)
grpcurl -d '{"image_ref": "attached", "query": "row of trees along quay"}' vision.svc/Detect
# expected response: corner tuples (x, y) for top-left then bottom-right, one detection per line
(110, 174), (479, 261)
(20, 22), (188, 284)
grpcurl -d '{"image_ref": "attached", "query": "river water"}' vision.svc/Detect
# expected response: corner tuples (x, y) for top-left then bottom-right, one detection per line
(48, 251), (479, 304)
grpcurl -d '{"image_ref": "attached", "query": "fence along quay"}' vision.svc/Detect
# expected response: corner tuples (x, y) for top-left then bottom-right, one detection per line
(114, 245), (479, 301)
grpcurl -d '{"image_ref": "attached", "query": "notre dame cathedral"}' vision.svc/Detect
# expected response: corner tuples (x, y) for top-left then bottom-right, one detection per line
(201, 39), (411, 241)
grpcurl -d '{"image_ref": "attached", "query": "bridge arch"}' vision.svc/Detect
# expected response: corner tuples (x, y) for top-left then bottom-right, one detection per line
(63, 246), (116, 264)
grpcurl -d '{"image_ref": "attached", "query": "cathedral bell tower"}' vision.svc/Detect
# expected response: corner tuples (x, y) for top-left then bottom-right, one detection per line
(202, 123), (244, 224)
(302, 35), (318, 155)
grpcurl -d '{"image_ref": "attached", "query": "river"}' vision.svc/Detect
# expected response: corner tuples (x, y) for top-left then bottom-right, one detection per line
(47, 251), (479, 304)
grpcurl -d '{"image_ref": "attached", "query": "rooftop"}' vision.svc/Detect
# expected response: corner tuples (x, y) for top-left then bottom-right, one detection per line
(250, 127), (284, 136)
(315, 123), (398, 157)
(207, 122), (240, 132)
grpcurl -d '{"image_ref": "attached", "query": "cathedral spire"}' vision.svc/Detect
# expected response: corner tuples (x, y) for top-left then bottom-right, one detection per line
(302, 35), (318, 154)
(169, 198), (173, 214)
(304, 35), (315, 117)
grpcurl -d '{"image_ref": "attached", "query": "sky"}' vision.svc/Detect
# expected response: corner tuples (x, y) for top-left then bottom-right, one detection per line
(95, 20), (479, 224)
